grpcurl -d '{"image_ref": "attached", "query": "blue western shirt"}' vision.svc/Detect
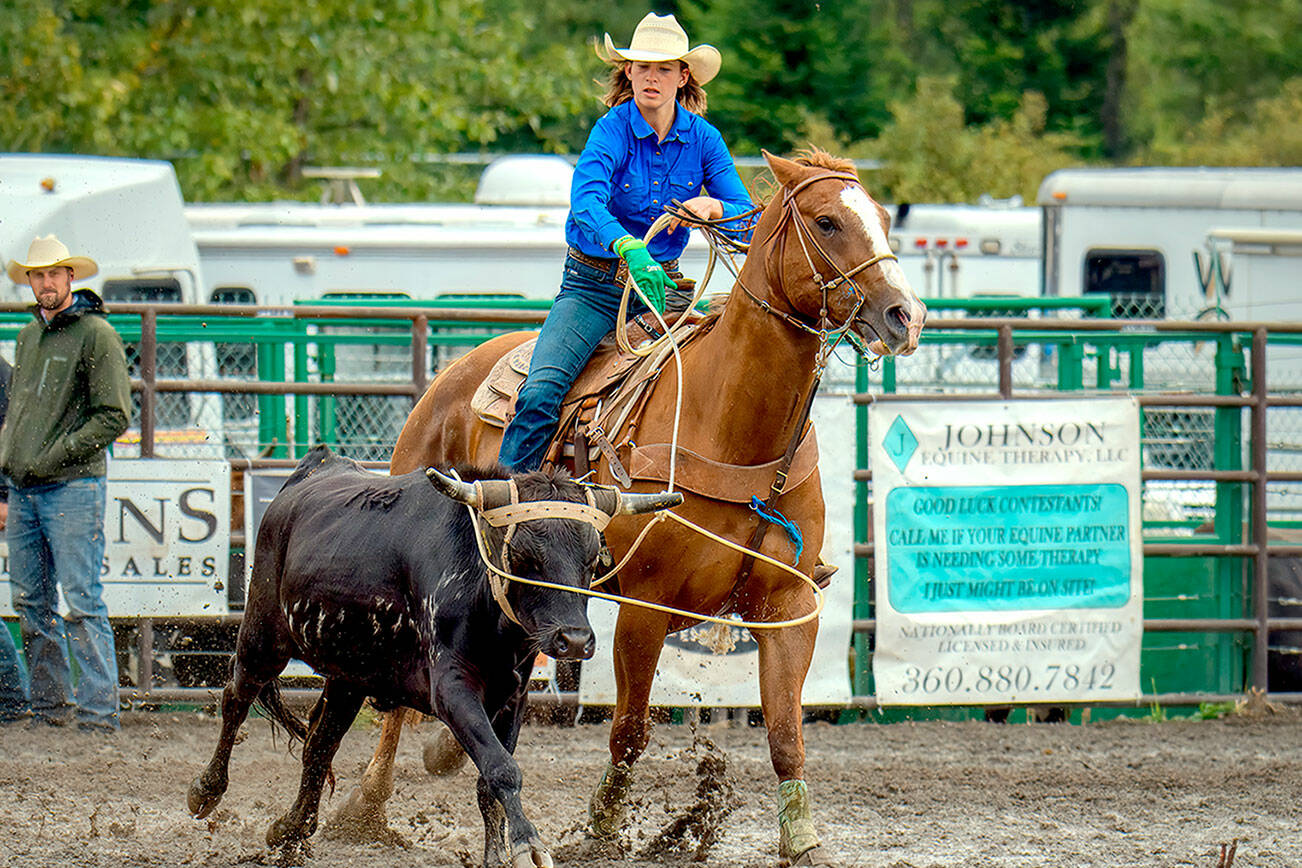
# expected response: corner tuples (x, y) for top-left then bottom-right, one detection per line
(565, 99), (753, 262)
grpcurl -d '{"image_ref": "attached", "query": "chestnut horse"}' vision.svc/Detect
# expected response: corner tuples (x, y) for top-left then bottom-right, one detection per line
(331, 150), (925, 865)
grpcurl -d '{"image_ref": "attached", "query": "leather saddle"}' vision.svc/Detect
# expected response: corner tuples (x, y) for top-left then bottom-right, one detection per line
(469, 313), (821, 504)
(471, 314), (706, 471)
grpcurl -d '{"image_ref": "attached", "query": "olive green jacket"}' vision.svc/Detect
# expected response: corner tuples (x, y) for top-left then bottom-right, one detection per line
(0, 290), (131, 488)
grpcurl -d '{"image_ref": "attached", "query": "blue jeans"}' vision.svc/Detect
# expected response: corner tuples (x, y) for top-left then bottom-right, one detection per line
(499, 253), (652, 471)
(0, 618), (28, 721)
(7, 477), (119, 729)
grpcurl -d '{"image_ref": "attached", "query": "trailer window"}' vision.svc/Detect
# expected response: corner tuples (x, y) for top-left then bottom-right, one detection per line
(211, 286), (255, 305)
(101, 279), (189, 429)
(1083, 250), (1164, 318)
(102, 277), (182, 303)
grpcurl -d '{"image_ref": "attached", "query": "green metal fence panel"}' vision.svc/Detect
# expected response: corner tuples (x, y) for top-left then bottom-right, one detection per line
(6, 297), (1291, 711)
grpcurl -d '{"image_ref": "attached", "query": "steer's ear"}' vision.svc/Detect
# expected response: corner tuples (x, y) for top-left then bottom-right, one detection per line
(426, 467), (480, 506)
(617, 490), (684, 515)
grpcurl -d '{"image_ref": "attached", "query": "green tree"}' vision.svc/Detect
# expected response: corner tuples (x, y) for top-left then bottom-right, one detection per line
(1125, 0), (1302, 157)
(0, 0), (125, 153)
(863, 77), (1085, 203)
(684, 0), (913, 153)
(916, 0), (1110, 147)
(1142, 78), (1302, 166)
(54, 0), (597, 200)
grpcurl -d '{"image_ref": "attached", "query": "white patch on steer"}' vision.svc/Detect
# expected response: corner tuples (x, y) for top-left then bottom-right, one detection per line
(839, 186), (909, 286)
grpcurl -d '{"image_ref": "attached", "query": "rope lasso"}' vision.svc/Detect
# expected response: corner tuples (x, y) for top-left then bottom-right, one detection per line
(462, 185), (909, 631)
(461, 495), (825, 630)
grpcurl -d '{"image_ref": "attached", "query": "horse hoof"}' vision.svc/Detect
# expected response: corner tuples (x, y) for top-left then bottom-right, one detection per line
(187, 777), (223, 819)
(587, 800), (625, 839)
(511, 837), (553, 867)
(785, 845), (839, 867)
(322, 785), (410, 847)
(422, 725), (468, 776)
(587, 761), (632, 838)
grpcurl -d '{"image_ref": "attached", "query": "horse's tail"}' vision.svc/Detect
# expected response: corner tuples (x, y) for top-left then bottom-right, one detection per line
(254, 679), (308, 745)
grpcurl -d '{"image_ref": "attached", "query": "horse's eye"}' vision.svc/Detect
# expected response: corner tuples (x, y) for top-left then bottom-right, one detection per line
(815, 216), (837, 234)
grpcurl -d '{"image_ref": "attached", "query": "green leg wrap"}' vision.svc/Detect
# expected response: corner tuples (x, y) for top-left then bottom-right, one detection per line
(777, 779), (821, 860)
(588, 760), (633, 839)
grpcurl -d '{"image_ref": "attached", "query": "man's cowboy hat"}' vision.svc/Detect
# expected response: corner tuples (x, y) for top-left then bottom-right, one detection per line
(598, 13), (721, 86)
(7, 235), (98, 285)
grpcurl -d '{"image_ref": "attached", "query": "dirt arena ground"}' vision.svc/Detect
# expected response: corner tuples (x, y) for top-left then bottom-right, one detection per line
(0, 703), (1298, 868)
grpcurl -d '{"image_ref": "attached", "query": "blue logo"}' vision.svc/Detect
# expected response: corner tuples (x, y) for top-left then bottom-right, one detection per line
(885, 415), (918, 472)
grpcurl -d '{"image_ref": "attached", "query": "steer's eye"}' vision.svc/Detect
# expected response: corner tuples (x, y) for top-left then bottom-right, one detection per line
(815, 216), (837, 234)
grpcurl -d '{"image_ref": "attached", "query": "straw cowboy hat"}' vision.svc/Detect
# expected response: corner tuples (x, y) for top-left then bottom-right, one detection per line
(6, 234), (98, 285)
(598, 13), (721, 86)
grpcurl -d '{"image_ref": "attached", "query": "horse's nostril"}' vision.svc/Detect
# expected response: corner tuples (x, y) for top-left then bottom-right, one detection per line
(886, 305), (909, 335)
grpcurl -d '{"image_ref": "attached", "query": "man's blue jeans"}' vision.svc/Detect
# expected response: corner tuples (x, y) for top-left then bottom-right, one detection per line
(7, 477), (119, 729)
(499, 253), (652, 472)
(0, 619), (29, 721)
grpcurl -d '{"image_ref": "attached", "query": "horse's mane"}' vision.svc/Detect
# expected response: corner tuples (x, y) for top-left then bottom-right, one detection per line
(790, 146), (856, 174)
(750, 146), (858, 209)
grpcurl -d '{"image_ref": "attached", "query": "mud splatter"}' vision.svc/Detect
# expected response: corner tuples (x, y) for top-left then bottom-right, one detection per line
(641, 724), (738, 861)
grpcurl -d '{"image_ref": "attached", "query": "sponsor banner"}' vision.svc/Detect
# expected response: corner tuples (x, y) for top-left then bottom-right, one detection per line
(580, 393), (855, 707)
(871, 399), (1142, 705)
(1, 459), (230, 617)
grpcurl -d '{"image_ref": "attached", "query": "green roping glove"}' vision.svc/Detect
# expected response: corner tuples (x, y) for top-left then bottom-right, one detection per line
(614, 236), (671, 315)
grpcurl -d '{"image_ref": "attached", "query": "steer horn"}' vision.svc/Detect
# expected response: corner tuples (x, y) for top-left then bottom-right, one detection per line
(426, 467), (480, 506)
(617, 490), (684, 515)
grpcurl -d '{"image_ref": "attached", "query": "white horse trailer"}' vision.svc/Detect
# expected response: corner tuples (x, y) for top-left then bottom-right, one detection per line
(888, 200), (1041, 300)
(1, 154), (203, 306)
(188, 156), (1044, 308)
(1038, 167), (1302, 321)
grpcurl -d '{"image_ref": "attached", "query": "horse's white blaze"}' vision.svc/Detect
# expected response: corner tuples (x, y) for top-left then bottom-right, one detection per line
(839, 186), (910, 288)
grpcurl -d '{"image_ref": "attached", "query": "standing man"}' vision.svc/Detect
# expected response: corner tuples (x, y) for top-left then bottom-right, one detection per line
(1, 235), (130, 732)
(0, 353), (31, 724)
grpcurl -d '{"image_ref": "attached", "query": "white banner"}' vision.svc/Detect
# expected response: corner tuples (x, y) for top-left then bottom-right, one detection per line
(1, 459), (230, 618)
(579, 393), (855, 707)
(870, 399), (1143, 706)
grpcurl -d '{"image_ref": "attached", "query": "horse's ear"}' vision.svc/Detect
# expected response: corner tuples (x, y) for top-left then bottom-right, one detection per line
(763, 149), (808, 189)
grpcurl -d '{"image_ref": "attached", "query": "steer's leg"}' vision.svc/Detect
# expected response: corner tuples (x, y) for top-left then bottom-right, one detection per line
(435, 668), (550, 868)
(324, 707), (411, 844)
(589, 607), (669, 839)
(188, 596), (295, 821)
(187, 653), (282, 818)
(749, 584), (833, 867)
(267, 678), (367, 848)
(476, 685), (530, 867)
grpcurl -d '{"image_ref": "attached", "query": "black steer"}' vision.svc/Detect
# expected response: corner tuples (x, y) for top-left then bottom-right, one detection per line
(188, 445), (678, 867)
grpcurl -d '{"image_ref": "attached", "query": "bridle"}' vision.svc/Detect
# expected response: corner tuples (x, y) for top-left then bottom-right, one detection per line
(746, 170), (899, 355)
(664, 170), (901, 609)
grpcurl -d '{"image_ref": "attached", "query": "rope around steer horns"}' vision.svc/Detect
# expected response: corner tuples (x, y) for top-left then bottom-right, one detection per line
(448, 469), (826, 631)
